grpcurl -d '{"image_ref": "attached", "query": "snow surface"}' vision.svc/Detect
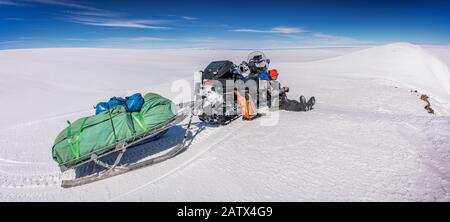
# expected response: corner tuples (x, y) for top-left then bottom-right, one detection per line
(0, 43), (449, 201)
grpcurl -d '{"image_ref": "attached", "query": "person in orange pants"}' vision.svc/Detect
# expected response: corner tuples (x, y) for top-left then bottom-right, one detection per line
(234, 89), (258, 120)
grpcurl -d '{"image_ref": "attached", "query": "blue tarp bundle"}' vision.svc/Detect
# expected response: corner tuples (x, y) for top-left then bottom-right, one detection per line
(95, 93), (144, 114)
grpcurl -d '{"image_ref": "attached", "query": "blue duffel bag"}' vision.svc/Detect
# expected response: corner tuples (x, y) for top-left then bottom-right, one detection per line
(95, 93), (144, 114)
(95, 97), (126, 115)
(95, 102), (110, 115)
(108, 97), (127, 110)
(125, 93), (144, 112)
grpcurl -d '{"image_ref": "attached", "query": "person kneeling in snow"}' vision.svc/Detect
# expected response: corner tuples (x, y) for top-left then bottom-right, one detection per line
(268, 69), (315, 112)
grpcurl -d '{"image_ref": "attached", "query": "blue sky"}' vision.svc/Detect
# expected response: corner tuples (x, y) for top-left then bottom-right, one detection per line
(1, 0), (449, 49)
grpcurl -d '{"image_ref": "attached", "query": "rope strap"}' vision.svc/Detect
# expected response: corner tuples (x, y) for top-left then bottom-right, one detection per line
(132, 113), (147, 131)
(67, 117), (88, 159)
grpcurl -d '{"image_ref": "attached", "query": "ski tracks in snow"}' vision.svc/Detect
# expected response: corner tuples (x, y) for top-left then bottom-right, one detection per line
(421, 116), (450, 199)
(0, 173), (62, 188)
(0, 108), (93, 189)
(108, 118), (246, 201)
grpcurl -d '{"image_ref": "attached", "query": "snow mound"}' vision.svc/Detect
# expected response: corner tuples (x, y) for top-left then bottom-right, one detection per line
(315, 43), (450, 104)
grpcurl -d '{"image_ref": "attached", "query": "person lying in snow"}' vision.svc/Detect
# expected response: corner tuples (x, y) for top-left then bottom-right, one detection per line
(279, 86), (315, 111)
(268, 69), (316, 112)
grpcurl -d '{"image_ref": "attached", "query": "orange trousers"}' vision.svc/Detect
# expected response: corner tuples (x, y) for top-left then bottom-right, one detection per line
(235, 90), (258, 120)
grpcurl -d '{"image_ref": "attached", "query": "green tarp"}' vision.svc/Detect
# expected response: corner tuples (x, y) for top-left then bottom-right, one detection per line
(52, 93), (176, 168)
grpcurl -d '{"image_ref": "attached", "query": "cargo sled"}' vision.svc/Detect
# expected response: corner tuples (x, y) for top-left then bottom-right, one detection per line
(52, 93), (195, 188)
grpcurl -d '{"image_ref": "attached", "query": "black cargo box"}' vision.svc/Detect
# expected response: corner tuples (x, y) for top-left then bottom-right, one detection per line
(202, 60), (234, 80)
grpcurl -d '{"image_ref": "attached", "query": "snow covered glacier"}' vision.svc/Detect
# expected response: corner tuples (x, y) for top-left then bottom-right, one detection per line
(0, 43), (449, 201)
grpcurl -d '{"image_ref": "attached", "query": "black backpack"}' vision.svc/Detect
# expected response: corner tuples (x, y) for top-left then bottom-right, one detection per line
(202, 60), (234, 80)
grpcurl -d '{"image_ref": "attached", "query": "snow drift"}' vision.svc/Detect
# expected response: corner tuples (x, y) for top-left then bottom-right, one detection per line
(300, 43), (450, 105)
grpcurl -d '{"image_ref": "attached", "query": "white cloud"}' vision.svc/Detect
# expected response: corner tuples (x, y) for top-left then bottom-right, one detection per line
(22, 0), (120, 18)
(182, 16), (197, 20)
(5, 1), (199, 31)
(65, 9), (120, 18)
(69, 17), (169, 29)
(0, 0), (29, 6)
(4, 17), (22, 20)
(232, 26), (306, 34)
(0, 40), (23, 45)
(22, 0), (97, 10)
(65, 38), (92, 41)
(66, 36), (173, 42)
(27, 0), (171, 30)
(128, 37), (173, 41)
(82, 21), (166, 29)
(189, 37), (217, 43)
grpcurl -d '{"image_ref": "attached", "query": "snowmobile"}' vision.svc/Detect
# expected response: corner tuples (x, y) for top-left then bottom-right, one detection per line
(196, 51), (271, 125)
(196, 60), (239, 125)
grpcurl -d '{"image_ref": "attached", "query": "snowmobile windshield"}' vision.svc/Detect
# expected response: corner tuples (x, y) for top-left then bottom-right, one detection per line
(247, 51), (269, 70)
(247, 51), (267, 64)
